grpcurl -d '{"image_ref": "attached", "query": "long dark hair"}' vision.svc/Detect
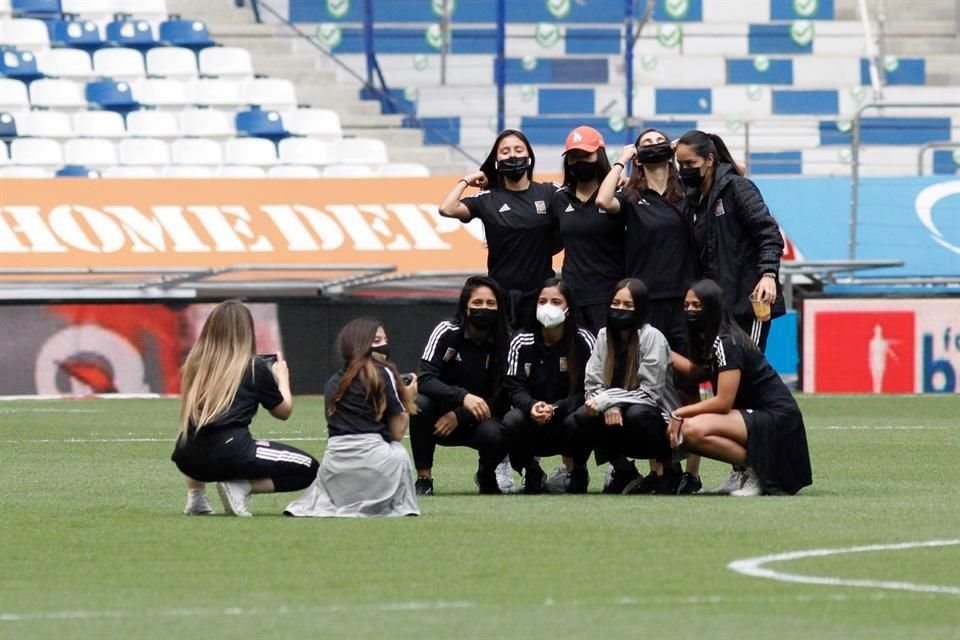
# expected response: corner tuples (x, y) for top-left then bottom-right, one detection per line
(686, 279), (756, 365)
(561, 147), (612, 190)
(604, 278), (650, 390)
(536, 277), (585, 395)
(453, 275), (510, 398)
(676, 129), (744, 178)
(327, 317), (409, 421)
(478, 128), (536, 189)
(623, 127), (685, 204)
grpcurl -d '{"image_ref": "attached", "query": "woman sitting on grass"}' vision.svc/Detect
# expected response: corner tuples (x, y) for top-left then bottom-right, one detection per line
(284, 318), (420, 518)
(669, 279), (812, 496)
(172, 300), (318, 517)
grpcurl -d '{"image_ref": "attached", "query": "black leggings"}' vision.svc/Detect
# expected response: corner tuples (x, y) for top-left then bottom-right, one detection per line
(409, 395), (505, 472)
(573, 403), (670, 467)
(501, 407), (590, 472)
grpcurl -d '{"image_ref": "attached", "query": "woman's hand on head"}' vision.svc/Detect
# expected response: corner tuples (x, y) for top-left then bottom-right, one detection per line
(618, 145), (637, 164)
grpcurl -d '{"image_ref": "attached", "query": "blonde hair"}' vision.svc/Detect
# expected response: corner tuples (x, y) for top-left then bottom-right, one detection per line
(179, 300), (257, 434)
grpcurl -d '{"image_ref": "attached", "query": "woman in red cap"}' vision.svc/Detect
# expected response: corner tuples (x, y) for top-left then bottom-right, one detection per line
(549, 125), (624, 335)
(438, 129), (559, 330)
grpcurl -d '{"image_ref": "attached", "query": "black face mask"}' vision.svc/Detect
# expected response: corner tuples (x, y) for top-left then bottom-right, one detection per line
(370, 344), (390, 362)
(635, 142), (674, 165)
(685, 310), (705, 333)
(468, 308), (499, 331)
(497, 157), (530, 182)
(607, 308), (637, 332)
(679, 166), (705, 190)
(568, 160), (598, 182)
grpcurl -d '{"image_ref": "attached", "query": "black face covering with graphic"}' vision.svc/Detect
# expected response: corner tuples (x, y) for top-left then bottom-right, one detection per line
(497, 157), (530, 181)
(370, 344), (391, 362)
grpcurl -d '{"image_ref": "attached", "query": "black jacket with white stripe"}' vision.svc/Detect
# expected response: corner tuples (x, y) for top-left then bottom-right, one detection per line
(504, 327), (596, 417)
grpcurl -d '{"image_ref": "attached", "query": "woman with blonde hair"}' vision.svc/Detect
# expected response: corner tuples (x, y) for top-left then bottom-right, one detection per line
(284, 318), (420, 518)
(171, 300), (318, 517)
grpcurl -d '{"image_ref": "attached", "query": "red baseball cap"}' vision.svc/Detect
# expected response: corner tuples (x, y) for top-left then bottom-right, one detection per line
(563, 126), (605, 154)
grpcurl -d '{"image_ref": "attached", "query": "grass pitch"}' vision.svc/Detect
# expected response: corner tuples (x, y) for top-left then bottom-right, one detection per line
(1, 395), (958, 639)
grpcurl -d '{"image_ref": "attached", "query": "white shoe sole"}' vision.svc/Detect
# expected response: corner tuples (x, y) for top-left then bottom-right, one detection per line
(217, 483), (252, 517)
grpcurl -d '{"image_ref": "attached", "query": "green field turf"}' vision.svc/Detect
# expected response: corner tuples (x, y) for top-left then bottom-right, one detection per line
(1, 395), (958, 639)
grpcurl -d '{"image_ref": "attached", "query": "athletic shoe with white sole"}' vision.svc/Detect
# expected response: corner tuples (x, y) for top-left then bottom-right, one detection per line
(495, 457), (516, 493)
(731, 468), (764, 497)
(710, 467), (745, 495)
(183, 490), (214, 516)
(543, 465), (571, 494)
(217, 480), (253, 516)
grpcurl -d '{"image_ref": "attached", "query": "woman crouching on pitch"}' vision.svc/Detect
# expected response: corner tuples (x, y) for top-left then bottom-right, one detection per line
(172, 300), (319, 517)
(284, 318), (420, 518)
(668, 279), (812, 496)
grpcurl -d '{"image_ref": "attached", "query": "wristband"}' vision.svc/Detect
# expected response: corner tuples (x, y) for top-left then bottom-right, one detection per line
(613, 162), (625, 170)
(762, 272), (777, 279)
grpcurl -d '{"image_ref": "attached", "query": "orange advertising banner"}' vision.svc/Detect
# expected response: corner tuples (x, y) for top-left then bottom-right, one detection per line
(0, 178), (498, 273)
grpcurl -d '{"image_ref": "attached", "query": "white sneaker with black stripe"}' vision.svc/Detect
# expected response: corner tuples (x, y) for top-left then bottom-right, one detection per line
(217, 480), (253, 517)
(731, 468), (764, 497)
(183, 489), (214, 516)
(710, 467), (745, 495)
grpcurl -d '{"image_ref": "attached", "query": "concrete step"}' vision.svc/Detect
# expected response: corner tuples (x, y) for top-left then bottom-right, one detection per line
(343, 127), (424, 146)
(835, 0), (958, 21)
(923, 56), (960, 86)
(883, 36), (960, 56)
(339, 112), (407, 127)
(387, 146), (452, 166)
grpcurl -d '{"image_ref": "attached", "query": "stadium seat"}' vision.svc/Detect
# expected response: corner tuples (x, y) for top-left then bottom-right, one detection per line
(10, 137), (62, 165)
(170, 137), (222, 165)
(0, 0), (9, 16)
(179, 108), (234, 137)
(322, 164), (375, 178)
(145, 46), (197, 80)
(34, 48), (94, 79)
(0, 49), (43, 82)
(190, 78), (246, 107)
(56, 164), (102, 177)
(0, 17), (49, 49)
(267, 164), (321, 178)
(15, 110), (73, 137)
(198, 46), (254, 79)
(378, 162), (430, 177)
(73, 110), (125, 137)
(245, 78), (297, 110)
(216, 164), (265, 178)
(92, 47), (145, 80)
(101, 165), (157, 177)
(131, 77), (188, 108)
(0, 137), (9, 160)
(116, 137), (168, 165)
(235, 109), (289, 143)
(105, 20), (157, 52)
(126, 109), (179, 137)
(0, 165), (53, 176)
(0, 78), (29, 110)
(48, 19), (104, 52)
(282, 108), (342, 141)
(85, 79), (138, 113)
(0, 111), (15, 138)
(224, 137), (277, 165)
(158, 19), (214, 52)
(162, 164), (213, 177)
(11, 0), (61, 18)
(335, 137), (388, 164)
(63, 137), (116, 166)
(30, 78), (86, 109)
(277, 137), (337, 165)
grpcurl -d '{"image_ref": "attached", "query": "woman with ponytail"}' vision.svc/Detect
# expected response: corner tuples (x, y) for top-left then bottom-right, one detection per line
(172, 300), (319, 517)
(284, 318), (420, 518)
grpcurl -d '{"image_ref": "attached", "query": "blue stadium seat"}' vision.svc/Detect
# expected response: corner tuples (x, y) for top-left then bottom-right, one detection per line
(85, 79), (139, 114)
(0, 48), (43, 82)
(158, 20), (214, 52)
(0, 111), (17, 138)
(55, 164), (101, 177)
(655, 88), (713, 115)
(932, 150), (960, 175)
(819, 117), (951, 146)
(235, 108), (291, 143)
(537, 88), (595, 115)
(11, 0), (61, 18)
(48, 19), (104, 52)
(772, 90), (838, 115)
(105, 19), (158, 52)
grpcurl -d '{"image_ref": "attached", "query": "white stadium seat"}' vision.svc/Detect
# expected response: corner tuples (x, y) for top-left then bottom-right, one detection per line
(126, 110), (180, 137)
(224, 138), (277, 165)
(35, 49), (95, 80)
(117, 138), (170, 165)
(131, 78), (190, 108)
(378, 162), (430, 177)
(0, 78), (29, 110)
(217, 165), (266, 178)
(0, 141), (8, 164)
(170, 138), (223, 165)
(190, 79), (246, 107)
(15, 110), (74, 138)
(73, 110), (127, 138)
(102, 165), (159, 177)
(163, 165), (214, 178)
(92, 48), (146, 80)
(282, 108), (342, 141)
(245, 78), (297, 110)
(278, 137), (338, 166)
(0, 18), (50, 50)
(179, 108), (235, 137)
(267, 165), (321, 178)
(198, 47), (254, 79)
(335, 137), (388, 164)
(145, 47), (198, 80)
(29, 79), (87, 110)
(323, 164), (376, 178)
(0, 166), (54, 177)
(63, 137), (118, 167)
(11, 138), (63, 166)
(0, 0), (10, 18)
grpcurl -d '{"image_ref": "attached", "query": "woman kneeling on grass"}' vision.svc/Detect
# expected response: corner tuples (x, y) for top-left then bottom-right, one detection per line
(669, 279), (812, 496)
(284, 318), (420, 518)
(172, 300), (319, 517)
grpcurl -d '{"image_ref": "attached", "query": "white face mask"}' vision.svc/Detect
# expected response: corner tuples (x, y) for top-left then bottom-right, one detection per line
(536, 303), (567, 329)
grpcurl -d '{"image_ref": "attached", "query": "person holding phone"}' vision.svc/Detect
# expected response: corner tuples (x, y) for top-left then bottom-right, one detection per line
(171, 300), (318, 517)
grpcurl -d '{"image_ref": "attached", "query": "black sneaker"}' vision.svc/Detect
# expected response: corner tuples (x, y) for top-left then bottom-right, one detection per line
(474, 469), (501, 495)
(621, 471), (659, 495)
(653, 463), (683, 495)
(676, 472), (702, 495)
(415, 477), (434, 496)
(523, 465), (545, 495)
(567, 467), (589, 494)
(603, 466), (640, 494)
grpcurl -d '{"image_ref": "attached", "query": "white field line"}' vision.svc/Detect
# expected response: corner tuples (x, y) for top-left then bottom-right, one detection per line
(728, 540), (960, 596)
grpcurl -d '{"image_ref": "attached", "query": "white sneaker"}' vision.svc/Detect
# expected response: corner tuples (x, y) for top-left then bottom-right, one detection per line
(731, 468), (764, 497)
(603, 464), (615, 491)
(217, 480), (253, 516)
(496, 458), (516, 493)
(543, 465), (571, 494)
(183, 490), (214, 516)
(710, 467), (745, 495)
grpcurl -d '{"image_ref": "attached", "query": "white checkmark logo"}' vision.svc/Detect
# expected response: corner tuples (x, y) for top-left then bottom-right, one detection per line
(316, 24), (342, 49)
(326, 0), (349, 19)
(790, 20), (814, 46)
(534, 23), (560, 48)
(664, 0), (689, 19)
(792, 0), (818, 17)
(546, 0), (571, 19)
(656, 24), (683, 49)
